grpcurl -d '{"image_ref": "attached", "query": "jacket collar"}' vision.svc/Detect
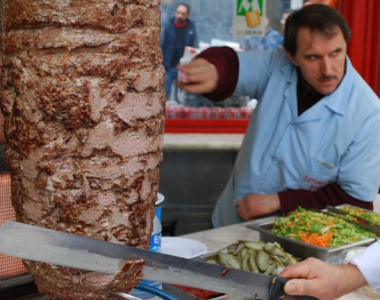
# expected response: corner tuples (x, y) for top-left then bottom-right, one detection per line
(323, 56), (354, 116)
(173, 19), (188, 28)
(282, 55), (354, 117)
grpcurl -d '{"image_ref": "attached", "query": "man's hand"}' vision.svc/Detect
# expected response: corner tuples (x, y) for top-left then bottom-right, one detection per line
(236, 193), (280, 220)
(177, 58), (218, 94)
(279, 257), (368, 299)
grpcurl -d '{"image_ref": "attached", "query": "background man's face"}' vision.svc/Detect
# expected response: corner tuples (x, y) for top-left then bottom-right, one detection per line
(288, 26), (347, 95)
(175, 5), (189, 23)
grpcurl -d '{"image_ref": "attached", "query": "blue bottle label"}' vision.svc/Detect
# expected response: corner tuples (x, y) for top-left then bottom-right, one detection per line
(150, 232), (161, 252)
(155, 206), (162, 221)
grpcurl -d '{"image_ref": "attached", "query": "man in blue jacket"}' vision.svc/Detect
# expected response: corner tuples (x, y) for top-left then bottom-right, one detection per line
(178, 4), (380, 227)
(160, 3), (197, 101)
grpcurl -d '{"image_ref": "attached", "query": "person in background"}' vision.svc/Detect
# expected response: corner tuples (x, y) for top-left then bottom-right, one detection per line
(280, 8), (296, 31)
(280, 240), (380, 299)
(160, 3), (197, 102)
(177, 5), (380, 227)
(243, 17), (283, 52)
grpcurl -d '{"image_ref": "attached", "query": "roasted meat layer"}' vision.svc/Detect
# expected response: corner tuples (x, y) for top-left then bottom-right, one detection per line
(0, 0), (164, 299)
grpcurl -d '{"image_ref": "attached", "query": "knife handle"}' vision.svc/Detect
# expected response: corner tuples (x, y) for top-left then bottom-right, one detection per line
(269, 277), (320, 300)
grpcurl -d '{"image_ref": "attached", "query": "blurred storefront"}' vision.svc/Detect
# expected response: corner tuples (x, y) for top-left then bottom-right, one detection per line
(162, 0), (380, 133)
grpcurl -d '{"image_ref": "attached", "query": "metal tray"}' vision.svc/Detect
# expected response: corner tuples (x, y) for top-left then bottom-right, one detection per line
(247, 221), (376, 261)
(335, 204), (380, 222)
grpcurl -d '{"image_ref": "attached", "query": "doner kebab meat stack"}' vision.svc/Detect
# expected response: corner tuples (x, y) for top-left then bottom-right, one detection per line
(0, 0), (165, 299)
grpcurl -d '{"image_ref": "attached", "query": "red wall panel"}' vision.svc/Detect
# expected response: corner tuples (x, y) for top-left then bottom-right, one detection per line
(341, 0), (380, 96)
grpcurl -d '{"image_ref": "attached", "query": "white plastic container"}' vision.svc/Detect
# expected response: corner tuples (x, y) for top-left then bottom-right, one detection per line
(178, 46), (198, 83)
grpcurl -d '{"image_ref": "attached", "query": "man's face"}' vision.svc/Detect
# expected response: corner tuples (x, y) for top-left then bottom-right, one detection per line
(175, 5), (189, 23)
(287, 26), (347, 95)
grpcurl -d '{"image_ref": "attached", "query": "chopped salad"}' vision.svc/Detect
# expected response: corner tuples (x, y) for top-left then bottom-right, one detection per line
(272, 207), (377, 247)
(340, 205), (380, 226)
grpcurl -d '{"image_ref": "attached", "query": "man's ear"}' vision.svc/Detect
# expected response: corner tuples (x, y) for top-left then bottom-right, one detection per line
(285, 50), (299, 66)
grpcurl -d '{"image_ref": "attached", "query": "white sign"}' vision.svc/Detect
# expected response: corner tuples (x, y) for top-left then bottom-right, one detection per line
(233, 0), (267, 37)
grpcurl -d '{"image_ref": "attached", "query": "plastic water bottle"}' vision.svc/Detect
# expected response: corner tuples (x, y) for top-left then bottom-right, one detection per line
(132, 198), (163, 299)
(150, 214), (162, 253)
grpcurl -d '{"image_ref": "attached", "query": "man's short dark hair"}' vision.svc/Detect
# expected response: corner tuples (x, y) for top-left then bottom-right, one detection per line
(176, 3), (190, 15)
(284, 4), (351, 56)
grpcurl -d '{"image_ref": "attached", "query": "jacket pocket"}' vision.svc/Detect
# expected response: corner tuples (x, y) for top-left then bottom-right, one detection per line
(306, 158), (338, 190)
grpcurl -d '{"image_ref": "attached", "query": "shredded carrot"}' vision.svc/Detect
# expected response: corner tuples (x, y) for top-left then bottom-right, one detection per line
(286, 222), (293, 228)
(306, 220), (311, 229)
(298, 231), (334, 247)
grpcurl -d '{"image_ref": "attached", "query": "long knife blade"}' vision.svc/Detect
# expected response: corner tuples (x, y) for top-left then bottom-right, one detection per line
(0, 221), (317, 300)
(326, 206), (380, 236)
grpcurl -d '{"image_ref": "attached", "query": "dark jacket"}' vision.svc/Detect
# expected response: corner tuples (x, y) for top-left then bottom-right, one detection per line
(160, 18), (197, 71)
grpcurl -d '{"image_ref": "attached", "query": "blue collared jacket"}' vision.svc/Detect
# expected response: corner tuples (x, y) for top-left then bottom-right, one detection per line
(212, 48), (380, 227)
